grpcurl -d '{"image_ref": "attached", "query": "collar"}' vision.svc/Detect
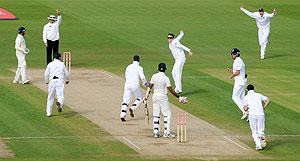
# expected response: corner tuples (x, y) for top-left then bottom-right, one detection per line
(248, 90), (255, 94)
(133, 61), (139, 65)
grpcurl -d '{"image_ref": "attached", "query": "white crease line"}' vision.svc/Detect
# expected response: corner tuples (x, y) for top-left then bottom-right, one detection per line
(122, 136), (142, 151)
(101, 71), (113, 78)
(223, 136), (248, 150)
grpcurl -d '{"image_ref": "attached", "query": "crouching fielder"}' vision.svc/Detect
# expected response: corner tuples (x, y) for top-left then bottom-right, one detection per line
(44, 52), (69, 117)
(120, 55), (149, 122)
(243, 84), (270, 151)
(145, 63), (187, 138)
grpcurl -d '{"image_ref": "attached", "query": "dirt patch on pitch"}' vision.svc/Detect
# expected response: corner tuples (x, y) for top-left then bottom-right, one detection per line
(0, 140), (14, 158)
(28, 68), (265, 160)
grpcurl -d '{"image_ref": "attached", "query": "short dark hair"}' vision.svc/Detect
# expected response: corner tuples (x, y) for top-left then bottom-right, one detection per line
(247, 84), (255, 91)
(133, 55), (140, 62)
(259, 8), (264, 12)
(168, 33), (175, 38)
(158, 63), (167, 72)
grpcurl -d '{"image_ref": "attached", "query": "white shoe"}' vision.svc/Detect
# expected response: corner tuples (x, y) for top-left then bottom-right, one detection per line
(260, 137), (267, 148)
(163, 133), (175, 138)
(260, 55), (265, 60)
(46, 113), (51, 117)
(255, 146), (263, 151)
(153, 129), (160, 138)
(13, 80), (18, 84)
(241, 112), (248, 120)
(22, 80), (30, 85)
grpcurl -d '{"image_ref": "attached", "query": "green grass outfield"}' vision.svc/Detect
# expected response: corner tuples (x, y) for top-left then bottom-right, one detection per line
(1, 0), (300, 160)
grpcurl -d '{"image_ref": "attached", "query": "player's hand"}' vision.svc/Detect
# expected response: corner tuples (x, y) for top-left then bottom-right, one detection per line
(273, 8), (276, 14)
(240, 5), (243, 9)
(56, 9), (61, 16)
(66, 81), (69, 84)
(188, 51), (193, 56)
(180, 30), (184, 33)
(44, 43), (48, 47)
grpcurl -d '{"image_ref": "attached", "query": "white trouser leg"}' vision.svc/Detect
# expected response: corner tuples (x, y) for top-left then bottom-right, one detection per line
(232, 82), (246, 113)
(14, 52), (27, 82)
(257, 115), (265, 138)
(258, 28), (270, 56)
(160, 97), (171, 134)
(131, 84), (143, 111)
(46, 80), (57, 115)
(55, 80), (65, 108)
(172, 58), (186, 93)
(120, 84), (132, 118)
(249, 115), (262, 147)
(152, 95), (161, 134)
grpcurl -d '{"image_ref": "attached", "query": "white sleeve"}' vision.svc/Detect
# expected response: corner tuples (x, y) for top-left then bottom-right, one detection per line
(44, 65), (50, 83)
(166, 77), (171, 87)
(43, 26), (47, 44)
(64, 64), (70, 81)
(57, 15), (62, 25)
(150, 75), (154, 84)
(176, 41), (191, 53)
(15, 37), (24, 52)
(260, 94), (268, 102)
(241, 8), (257, 19)
(243, 97), (248, 106)
(175, 31), (184, 41)
(267, 13), (275, 18)
(138, 67), (147, 84)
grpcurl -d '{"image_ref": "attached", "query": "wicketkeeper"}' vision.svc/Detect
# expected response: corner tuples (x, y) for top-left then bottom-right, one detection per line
(145, 63), (187, 138)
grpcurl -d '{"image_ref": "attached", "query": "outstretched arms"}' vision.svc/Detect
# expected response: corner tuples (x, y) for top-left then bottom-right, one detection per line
(240, 6), (257, 19)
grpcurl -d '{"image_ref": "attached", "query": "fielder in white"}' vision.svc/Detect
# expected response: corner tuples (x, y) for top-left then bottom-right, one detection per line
(120, 55), (149, 122)
(227, 48), (248, 120)
(240, 6), (276, 59)
(145, 63), (187, 138)
(243, 84), (270, 150)
(44, 52), (69, 117)
(168, 31), (192, 94)
(13, 27), (30, 84)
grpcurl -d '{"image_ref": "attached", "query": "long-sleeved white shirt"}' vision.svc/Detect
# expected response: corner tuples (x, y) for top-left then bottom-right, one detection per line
(169, 32), (191, 60)
(44, 59), (69, 83)
(43, 15), (62, 43)
(125, 61), (147, 85)
(15, 34), (26, 53)
(241, 8), (275, 30)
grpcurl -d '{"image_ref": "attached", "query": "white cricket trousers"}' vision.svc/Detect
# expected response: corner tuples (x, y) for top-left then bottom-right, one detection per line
(249, 115), (265, 147)
(232, 80), (246, 113)
(120, 82), (143, 118)
(152, 94), (171, 135)
(258, 28), (270, 56)
(46, 79), (65, 115)
(172, 58), (186, 93)
(14, 52), (28, 82)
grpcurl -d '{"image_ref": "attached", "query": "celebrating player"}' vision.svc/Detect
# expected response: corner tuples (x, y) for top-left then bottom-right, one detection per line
(243, 84), (270, 150)
(167, 30), (192, 94)
(227, 48), (248, 120)
(240, 6), (276, 59)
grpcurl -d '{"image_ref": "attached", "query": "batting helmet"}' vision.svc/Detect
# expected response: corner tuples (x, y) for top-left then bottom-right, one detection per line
(18, 27), (26, 34)
(158, 63), (167, 72)
(231, 48), (240, 56)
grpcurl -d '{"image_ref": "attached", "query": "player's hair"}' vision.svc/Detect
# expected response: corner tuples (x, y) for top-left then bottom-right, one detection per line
(259, 8), (264, 12)
(168, 33), (175, 38)
(133, 55), (140, 62)
(247, 84), (255, 91)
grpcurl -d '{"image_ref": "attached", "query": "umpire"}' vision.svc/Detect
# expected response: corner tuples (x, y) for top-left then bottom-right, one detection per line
(43, 9), (62, 64)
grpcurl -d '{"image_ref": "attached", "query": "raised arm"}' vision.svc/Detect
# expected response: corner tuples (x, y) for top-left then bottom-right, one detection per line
(267, 9), (276, 18)
(56, 9), (62, 25)
(240, 7), (257, 19)
(175, 30), (184, 41)
(176, 41), (191, 53)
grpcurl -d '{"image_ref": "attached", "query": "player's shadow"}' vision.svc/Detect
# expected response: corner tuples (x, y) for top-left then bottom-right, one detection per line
(60, 111), (78, 118)
(184, 89), (205, 96)
(266, 54), (286, 59)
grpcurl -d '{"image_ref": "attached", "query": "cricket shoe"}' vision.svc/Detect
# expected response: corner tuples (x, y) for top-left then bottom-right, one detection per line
(46, 113), (52, 117)
(163, 133), (175, 138)
(255, 146), (263, 151)
(12, 80), (18, 84)
(120, 117), (126, 122)
(260, 55), (265, 60)
(153, 133), (160, 138)
(241, 112), (248, 120)
(129, 108), (134, 118)
(56, 102), (62, 112)
(260, 137), (267, 148)
(22, 80), (30, 85)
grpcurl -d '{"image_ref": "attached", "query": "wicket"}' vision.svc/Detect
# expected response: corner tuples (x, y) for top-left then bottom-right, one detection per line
(177, 113), (187, 143)
(62, 52), (72, 74)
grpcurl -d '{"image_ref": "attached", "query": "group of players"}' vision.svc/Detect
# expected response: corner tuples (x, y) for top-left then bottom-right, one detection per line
(13, 6), (276, 151)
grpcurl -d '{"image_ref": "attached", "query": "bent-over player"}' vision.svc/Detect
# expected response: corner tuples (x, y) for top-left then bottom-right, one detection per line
(243, 84), (270, 150)
(168, 31), (192, 94)
(120, 55), (149, 122)
(227, 48), (248, 120)
(145, 63), (187, 138)
(240, 6), (276, 59)
(44, 52), (69, 117)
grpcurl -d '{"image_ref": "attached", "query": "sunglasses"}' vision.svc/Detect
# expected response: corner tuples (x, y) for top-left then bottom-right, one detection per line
(167, 37), (173, 39)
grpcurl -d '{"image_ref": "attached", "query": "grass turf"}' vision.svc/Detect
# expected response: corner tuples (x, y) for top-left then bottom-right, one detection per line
(0, 0), (300, 160)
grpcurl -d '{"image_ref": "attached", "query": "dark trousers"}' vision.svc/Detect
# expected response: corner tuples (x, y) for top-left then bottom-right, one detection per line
(46, 40), (59, 64)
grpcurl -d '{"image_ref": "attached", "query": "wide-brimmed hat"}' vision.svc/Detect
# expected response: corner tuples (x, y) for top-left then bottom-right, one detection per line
(48, 15), (57, 21)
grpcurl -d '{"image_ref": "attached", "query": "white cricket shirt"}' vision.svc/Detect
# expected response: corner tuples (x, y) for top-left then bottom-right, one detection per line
(241, 8), (275, 30)
(44, 59), (69, 83)
(125, 61), (146, 85)
(15, 34), (26, 53)
(150, 72), (171, 96)
(169, 32), (191, 60)
(244, 90), (268, 116)
(43, 15), (62, 43)
(233, 57), (246, 85)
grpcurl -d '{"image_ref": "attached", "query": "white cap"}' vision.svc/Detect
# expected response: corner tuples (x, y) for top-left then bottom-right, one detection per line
(48, 15), (57, 20)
